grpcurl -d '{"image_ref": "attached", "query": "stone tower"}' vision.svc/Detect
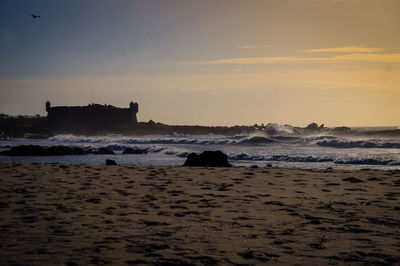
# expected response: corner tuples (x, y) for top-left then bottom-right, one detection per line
(45, 101), (51, 112)
(129, 101), (139, 123)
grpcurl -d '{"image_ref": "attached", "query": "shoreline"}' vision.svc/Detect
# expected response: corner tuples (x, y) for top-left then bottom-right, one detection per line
(1, 162), (399, 265)
(1, 158), (399, 171)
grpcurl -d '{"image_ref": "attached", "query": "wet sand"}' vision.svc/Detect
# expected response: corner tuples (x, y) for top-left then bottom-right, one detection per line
(0, 162), (399, 265)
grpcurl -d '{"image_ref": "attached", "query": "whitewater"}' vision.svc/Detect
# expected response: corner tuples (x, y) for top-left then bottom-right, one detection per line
(0, 125), (399, 169)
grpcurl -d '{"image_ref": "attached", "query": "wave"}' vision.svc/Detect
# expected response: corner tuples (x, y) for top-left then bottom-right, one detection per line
(316, 139), (400, 149)
(48, 134), (279, 146)
(49, 134), (240, 145)
(48, 132), (400, 149)
(7, 131), (400, 167)
(269, 155), (334, 163)
(228, 153), (334, 163)
(265, 123), (295, 135)
(228, 153), (266, 161)
(0, 144), (12, 150)
(99, 144), (191, 158)
(240, 136), (275, 144)
(335, 158), (400, 166)
(228, 152), (399, 166)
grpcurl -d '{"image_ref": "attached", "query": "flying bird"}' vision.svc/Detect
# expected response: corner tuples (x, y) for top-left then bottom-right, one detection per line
(31, 14), (41, 19)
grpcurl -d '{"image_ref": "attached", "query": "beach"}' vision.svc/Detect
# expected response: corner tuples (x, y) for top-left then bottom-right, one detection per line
(0, 162), (399, 265)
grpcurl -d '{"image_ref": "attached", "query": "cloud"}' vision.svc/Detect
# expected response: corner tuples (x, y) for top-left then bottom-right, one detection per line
(180, 53), (400, 65)
(237, 45), (271, 49)
(302, 46), (385, 53)
(182, 56), (321, 65)
(334, 53), (400, 63)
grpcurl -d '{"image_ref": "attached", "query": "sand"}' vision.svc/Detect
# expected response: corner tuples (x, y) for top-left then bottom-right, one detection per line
(0, 162), (399, 265)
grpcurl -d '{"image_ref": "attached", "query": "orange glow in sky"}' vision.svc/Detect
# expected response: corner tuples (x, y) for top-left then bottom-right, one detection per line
(1, 0), (399, 126)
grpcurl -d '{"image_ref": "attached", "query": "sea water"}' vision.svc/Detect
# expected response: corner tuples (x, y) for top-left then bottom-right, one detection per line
(0, 125), (399, 170)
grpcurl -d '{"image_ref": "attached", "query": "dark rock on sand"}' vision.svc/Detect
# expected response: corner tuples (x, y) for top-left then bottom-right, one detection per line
(85, 197), (102, 203)
(184, 150), (232, 167)
(106, 159), (117, 165)
(122, 148), (147, 154)
(343, 177), (364, 183)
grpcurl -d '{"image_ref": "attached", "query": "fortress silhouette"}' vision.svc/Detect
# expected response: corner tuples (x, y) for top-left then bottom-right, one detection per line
(45, 101), (139, 127)
(0, 101), (278, 137)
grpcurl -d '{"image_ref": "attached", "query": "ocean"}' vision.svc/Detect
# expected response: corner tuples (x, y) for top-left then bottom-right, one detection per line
(0, 124), (399, 170)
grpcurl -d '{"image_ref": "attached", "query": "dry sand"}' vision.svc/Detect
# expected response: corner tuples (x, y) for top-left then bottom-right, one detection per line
(0, 162), (399, 265)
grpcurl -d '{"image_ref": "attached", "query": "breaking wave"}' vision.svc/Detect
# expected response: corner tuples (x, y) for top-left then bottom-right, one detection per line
(227, 152), (399, 166)
(228, 153), (334, 163)
(264, 123), (295, 135)
(48, 134), (279, 146)
(1, 127), (399, 169)
(316, 139), (400, 149)
(49, 134), (239, 145)
(335, 158), (400, 166)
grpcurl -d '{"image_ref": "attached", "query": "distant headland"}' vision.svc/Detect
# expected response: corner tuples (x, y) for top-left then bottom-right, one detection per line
(0, 101), (259, 138)
(0, 101), (398, 139)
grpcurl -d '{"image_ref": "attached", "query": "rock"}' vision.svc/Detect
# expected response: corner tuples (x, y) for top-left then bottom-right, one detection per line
(250, 165), (259, 168)
(85, 197), (102, 203)
(45, 146), (87, 155)
(45, 145), (73, 155)
(95, 147), (115, 155)
(183, 150), (231, 167)
(106, 159), (117, 165)
(122, 148), (147, 154)
(70, 147), (86, 155)
(342, 177), (364, 183)
(1, 145), (45, 156)
(305, 123), (320, 131)
(0, 145), (87, 156)
(333, 126), (351, 132)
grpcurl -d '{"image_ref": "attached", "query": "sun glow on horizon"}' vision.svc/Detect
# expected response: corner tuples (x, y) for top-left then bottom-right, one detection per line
(0, 0), (399, 126)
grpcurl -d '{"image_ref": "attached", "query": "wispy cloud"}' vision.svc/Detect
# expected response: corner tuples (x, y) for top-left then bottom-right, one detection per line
(237, 45), (271, 49)
(302, 46), (385, 53)
(180, 53), (400, 65)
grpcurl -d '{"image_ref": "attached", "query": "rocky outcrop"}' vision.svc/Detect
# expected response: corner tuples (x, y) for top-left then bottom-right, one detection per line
(122, 148), (147, 154)
(0, 145), (44, 156)
(106, 159), (117, 165)
(46, 146), (86, 155)
(0, 145), (86, 156)
(183, 150), (232, 167)
(0, 145), (113, 156)
(304, 123), (319, 130)
(305, 123), (324, 131)
(333, 126), (351, 132)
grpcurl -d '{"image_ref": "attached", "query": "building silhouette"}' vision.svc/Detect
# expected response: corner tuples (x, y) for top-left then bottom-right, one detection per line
(45, 101), (139, 127)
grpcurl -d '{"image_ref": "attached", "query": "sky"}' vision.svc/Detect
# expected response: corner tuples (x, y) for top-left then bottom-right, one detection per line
(0, 0), (399, 127)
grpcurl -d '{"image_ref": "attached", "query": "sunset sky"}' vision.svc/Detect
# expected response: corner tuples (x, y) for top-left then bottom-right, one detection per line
(1, 0), (399, 126)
